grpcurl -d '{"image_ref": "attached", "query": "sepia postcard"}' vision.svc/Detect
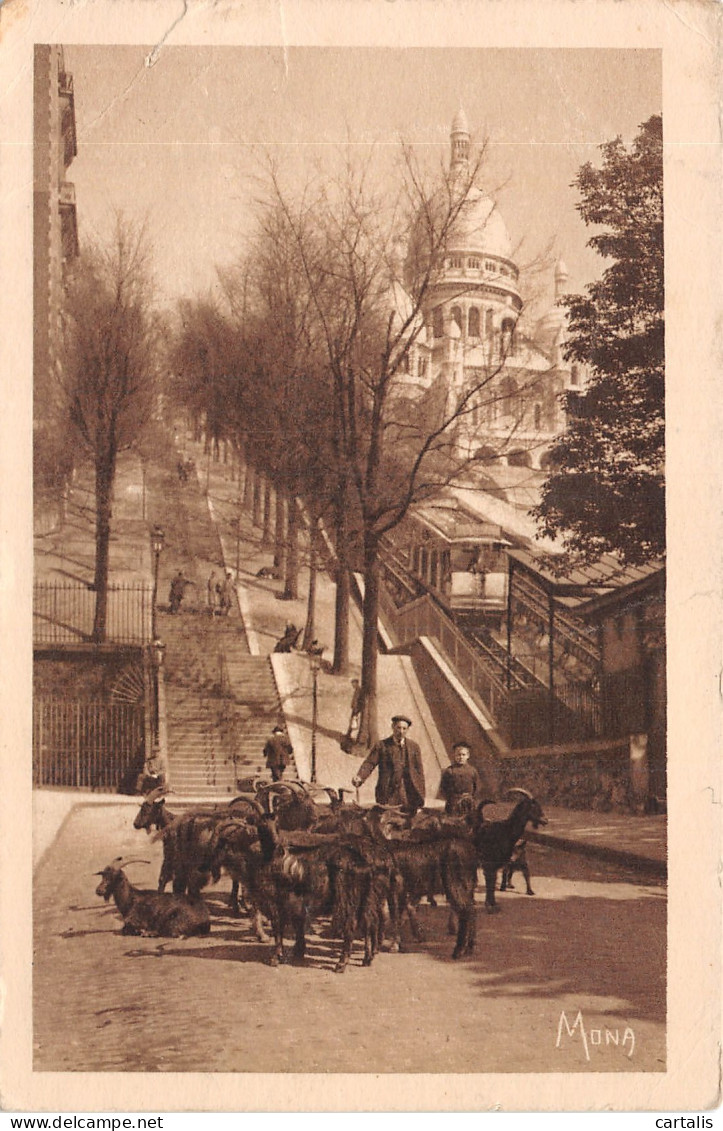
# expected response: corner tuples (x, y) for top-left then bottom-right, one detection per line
(0, 0), (720, 1115)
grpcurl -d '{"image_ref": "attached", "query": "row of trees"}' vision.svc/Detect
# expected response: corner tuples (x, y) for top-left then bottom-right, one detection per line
(49, 116), (664, 741)
(170, 145), (538, 744)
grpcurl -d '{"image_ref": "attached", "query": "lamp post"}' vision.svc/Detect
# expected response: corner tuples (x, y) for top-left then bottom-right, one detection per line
(151, 525), (164, 641)
(309, 649), (322, 784)
(151, 637), (166, 748)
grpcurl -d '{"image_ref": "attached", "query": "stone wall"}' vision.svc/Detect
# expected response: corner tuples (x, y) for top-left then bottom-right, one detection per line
(494, 746), (632, 812)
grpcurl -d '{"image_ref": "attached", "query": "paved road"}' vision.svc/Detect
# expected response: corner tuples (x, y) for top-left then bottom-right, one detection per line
(33, 805), (665, 1074)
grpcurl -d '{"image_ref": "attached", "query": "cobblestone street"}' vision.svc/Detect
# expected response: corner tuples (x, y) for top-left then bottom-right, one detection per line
(33, 804), (666, 1074)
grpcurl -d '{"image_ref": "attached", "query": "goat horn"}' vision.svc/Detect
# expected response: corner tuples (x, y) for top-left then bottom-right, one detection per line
(506, 788), (534, 800)
(116, 857), (152, 868)
(143, 786), (167, 802)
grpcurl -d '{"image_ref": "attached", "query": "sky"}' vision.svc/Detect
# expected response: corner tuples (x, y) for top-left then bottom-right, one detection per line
(62, 46), (661, 315)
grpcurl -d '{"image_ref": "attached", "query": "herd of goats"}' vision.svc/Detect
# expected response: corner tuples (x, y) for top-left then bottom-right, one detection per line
(94, 780), (548, 973)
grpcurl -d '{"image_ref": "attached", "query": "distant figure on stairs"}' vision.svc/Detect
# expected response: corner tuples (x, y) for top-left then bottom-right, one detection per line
(169, 571), (195, 614)
(263, 724), (294, 781)
(207, 570), (219, 616)
(345, 678), (363, 742)
(218, 570), (235, 616)
(273, 623), (300, 653)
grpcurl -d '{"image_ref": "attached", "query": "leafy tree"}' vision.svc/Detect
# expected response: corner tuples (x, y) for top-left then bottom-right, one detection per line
(534, 115), (664, 564)
(61, 218), (161, 641)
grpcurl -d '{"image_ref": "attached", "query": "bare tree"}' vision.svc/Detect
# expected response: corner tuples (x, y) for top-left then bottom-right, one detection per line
(262, 144), (537, 744)
(61, 217), (160, 642)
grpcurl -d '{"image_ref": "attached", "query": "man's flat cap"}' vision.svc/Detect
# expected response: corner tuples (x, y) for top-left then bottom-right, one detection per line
(391, 714), (412, 727)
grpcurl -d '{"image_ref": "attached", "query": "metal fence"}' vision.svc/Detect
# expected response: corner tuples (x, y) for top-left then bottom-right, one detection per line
(33, 698), (145, 789)
(33, 582), (153, 646)
(381, 586), (519, 725)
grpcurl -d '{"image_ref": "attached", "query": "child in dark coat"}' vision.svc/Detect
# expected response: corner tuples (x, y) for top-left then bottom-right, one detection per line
(439, 741), (481, 815)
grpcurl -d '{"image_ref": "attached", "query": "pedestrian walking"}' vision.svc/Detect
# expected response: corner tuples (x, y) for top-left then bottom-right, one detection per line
(345, 678), (363, 741)
(218, 569), (234, 616)
(263, 724), (293, 782)
(352, 713), (425, 815)
(168, 570), (195, 614)
(439, 740), (481, 815)
(207, 570), (219, 616)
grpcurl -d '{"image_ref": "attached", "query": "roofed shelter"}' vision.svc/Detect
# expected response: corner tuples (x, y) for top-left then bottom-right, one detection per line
(505, 549), (666, 798)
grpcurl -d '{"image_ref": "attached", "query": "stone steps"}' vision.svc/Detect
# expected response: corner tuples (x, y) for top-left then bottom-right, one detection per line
(158, 603), (293, 797)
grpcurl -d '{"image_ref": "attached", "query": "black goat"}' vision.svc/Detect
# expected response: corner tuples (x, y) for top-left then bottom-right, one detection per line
(386, 831), (478, 958)
(255, 780), (322, 831)
(472, 789), (547, 912)
(133, 787), (181, 893)
(94, 857), (210, 938)
(145, 795), (261, 922)
(212, 814), (393, 972)
(499, 838), (535, 896)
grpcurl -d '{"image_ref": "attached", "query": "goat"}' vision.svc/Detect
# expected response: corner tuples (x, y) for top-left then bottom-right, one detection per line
(133, 787), (181, 893)
(143, 794), (262, 924)
(499, 837), (535, 896)
(94, 857), (210, 938)
(211, 810), (394, 972)
(378, 830), (479, 959)
(472, 789), (547, 912)
(255, 780), (322, 831)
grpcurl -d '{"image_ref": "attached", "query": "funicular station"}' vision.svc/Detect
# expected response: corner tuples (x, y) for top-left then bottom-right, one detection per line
(379, 491), (666, 797)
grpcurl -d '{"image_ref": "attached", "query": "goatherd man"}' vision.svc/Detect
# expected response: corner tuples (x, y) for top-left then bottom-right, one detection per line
(352, 714), (425, 815)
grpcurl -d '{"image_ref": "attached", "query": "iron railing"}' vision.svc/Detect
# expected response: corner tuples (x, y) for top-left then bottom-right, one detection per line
(33, 582), (153, 646)
(33, 698), (145, 789)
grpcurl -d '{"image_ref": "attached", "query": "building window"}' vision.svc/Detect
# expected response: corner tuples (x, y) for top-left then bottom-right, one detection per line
(485, 260), (496, 273)
(534, 403), (542, 430)
(448, 256), (463, 270)
(451, 306), (463, 331)
(468, 307), (480, 337)
(433, 307), (444, 338)
(417, 355), (428, 380)
(570, 363), (580, 386)
(501, 317), (515, 357)
(485, 309), (494, 338)
(468, 257), (480, 270)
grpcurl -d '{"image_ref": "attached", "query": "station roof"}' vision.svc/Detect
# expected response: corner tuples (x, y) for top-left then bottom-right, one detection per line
(413, 500), (508, 545)
(507, 548), (665, 612)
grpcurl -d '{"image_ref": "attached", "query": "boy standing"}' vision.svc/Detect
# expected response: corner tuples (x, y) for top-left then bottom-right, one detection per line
(439, 741), (481, 815)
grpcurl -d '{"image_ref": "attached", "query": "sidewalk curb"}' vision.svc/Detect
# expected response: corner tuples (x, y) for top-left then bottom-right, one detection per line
(527, 829), (667, 878)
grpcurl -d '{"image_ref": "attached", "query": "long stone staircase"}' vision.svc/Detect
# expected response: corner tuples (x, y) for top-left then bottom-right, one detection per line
(160, 611), (293, 798)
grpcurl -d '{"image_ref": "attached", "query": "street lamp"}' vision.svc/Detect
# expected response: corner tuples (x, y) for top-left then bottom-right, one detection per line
(150, 636), (166, 759)
(151, 525), (164, 640)
(308, 648), (322, 785)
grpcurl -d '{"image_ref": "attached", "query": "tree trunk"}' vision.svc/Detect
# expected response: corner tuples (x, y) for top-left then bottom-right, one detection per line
(262, 479), (273, 548)
(282, 495), (299, 601)
(302, 517), (319, 650)
(252, 473), (263, 528)
(243, 462), (254, 509)
(92, 451), (116, 644)
(332, 490), (350, 675)
(332, 566), (351, 676)
(274, 488), (287, 573)
(356, 530), (380, 748)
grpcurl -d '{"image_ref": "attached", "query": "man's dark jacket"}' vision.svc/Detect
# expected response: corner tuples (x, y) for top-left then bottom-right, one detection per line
(355, 735), (425, 809)
(263, 734), (293, 772)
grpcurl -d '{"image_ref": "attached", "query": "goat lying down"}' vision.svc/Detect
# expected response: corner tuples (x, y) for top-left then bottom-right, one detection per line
(94, 857), (210, 938)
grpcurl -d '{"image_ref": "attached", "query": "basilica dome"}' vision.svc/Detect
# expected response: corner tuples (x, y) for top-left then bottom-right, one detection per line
(447, 187), (513, 261)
